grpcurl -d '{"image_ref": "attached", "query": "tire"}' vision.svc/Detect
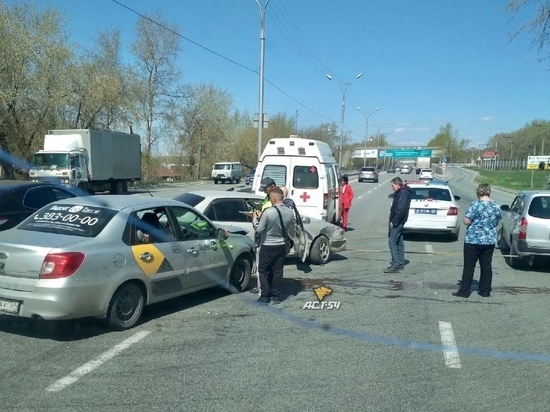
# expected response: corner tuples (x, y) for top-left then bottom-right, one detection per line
(358, 179), (363, 183)
(237, 178), (241, 184)
(309, 236), (331, 265)
(229, 257), (251, 292)
(105, 282), (144, 330)
(450, 227), (460, 241)
(214, 179), (218, 184)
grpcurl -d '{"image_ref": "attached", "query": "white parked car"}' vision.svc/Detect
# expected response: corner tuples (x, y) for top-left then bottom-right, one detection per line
(174, 191), (347, 265)
(402, 181), (461, 240)
(419, 168), (434, 180)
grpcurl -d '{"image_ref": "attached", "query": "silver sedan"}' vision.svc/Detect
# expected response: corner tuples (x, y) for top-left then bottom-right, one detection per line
(0, 196), (254, 330)
(174, 191), (347, 265)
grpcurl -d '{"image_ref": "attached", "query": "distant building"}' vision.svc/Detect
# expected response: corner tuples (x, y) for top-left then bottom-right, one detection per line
(156, 163), (181, 182)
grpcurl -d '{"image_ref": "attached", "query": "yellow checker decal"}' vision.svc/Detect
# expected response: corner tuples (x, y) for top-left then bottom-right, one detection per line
(131, 244), (170, 276)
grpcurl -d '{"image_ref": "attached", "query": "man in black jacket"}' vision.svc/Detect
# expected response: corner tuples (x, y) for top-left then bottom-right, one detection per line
(385, 177), (412, 273)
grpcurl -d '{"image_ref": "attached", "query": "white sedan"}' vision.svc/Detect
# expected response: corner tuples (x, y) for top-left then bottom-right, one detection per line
(174, 191), (347, 265)
(402, 181), (462, 240)
(419, 168), (434, 180)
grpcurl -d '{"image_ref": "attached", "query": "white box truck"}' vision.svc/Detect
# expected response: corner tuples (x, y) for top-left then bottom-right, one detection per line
(29, 129), (141, 194)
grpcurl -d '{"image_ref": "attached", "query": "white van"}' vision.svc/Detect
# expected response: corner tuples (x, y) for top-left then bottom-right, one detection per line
(211, 162), (242, 184)
(253, 136), (341, 223)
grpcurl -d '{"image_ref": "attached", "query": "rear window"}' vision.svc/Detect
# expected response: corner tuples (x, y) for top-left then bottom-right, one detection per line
(174, 193), (206, 208)
(293, 165), (318, 189)
(18, 204), (117, 237)
(410, 188), (452, 201)
(361, 167), (376, 172)
(528, 196), (550, 219)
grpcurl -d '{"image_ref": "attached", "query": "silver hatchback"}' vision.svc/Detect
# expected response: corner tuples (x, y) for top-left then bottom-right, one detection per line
(498, 190), (550, 268)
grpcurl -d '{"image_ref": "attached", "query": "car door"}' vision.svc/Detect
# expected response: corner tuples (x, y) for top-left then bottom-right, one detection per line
(203, 198), (253, 236)
(501, 195), (523, 243)
(128, 207), (188, 301)
(170, 206), (229, 290)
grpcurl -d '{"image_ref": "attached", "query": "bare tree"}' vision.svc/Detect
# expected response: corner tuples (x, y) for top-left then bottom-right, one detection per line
(507, 0), (550, 62)
(130, 11), (182, 180)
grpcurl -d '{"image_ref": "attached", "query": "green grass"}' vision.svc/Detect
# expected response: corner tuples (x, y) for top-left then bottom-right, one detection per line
(465, 166), (550, 192)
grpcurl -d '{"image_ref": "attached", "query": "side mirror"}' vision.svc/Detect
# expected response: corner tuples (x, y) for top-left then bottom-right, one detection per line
(454, 195), (461, 201)
(500, 205), (510, 212)
(217, 227), (229, 240)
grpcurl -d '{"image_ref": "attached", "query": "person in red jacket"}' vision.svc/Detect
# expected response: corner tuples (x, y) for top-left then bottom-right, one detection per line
(339, 175), (354, 231)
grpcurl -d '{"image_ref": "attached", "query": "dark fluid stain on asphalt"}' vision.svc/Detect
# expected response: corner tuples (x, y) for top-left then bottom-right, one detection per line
(293, 277), (550, 297)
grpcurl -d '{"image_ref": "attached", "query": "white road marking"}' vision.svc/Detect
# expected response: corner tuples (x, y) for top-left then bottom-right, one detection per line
(438, 321), (461, 369)
(46, 330), (151, 392)
(425, 244), (434, 254)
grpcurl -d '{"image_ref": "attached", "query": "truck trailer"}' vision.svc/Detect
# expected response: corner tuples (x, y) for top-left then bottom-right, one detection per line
(29, 129), (141, 194)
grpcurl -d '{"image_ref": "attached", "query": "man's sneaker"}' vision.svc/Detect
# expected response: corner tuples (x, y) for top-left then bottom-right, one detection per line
(383, 266), (400, 273)
(257, 296), (270, 305)
(398, 265), (405, 270)
(271, 295), (281, 304)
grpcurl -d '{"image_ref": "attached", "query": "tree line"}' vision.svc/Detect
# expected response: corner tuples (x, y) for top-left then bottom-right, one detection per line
(1, 1), (549, 180)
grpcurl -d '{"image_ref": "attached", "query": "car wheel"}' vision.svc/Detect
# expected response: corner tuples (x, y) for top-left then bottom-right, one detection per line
(229, 257), (251, 292)
(375, 179), (379, 183)
(106, 282), (144, 330)
(214, 179), (218, 184)
(358, 179), (363, 183)
(309, 236), (330, 265)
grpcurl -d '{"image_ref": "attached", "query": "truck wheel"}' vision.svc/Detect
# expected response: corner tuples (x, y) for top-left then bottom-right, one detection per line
(122, 181), (128, 193)
(110, 181), (124, 194)
(105, 282), (144, 330)
(309, 236), (330, 265)
(229, 257), (251, 292)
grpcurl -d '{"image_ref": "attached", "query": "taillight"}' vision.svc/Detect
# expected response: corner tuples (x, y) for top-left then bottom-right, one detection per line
(39, 252), (85, 279)
(518, 217), (528, 240)
(323, 193), (328, 210)
(447, 207), (458, 216)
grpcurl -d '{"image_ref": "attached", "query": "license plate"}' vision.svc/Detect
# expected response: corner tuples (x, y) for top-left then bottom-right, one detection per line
(0, 298), (20, 314)
(415, 208), (437, 215)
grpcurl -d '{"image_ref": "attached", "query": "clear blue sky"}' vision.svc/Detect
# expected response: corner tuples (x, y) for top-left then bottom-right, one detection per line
(25, 0), (550, 149)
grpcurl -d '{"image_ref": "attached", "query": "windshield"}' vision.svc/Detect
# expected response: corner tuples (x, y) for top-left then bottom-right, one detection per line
(32, 153), (69, 169)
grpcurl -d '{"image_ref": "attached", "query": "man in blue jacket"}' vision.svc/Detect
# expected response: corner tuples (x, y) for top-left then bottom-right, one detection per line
(385, 177), (412, 273)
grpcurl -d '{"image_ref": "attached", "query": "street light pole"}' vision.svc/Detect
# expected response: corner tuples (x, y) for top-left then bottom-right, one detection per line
(326, 72), (363, 166)
(370, 120), (388, 169)
(383, 129), (395, 169)
(356, 106), (379, 167)
(255, 0), (270, 161)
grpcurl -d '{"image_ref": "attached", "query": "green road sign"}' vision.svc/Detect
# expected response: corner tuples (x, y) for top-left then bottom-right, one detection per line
(381, 148), (432, 158)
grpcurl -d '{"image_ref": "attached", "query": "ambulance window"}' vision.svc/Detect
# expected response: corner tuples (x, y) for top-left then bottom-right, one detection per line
(262, 165), (287, 187)
(293, 165), (319, 189)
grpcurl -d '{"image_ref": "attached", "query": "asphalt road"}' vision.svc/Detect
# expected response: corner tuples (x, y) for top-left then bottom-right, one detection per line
(1, 167), (550, 412)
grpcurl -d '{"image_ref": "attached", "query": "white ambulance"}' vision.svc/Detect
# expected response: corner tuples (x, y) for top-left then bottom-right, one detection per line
(253, 136), (341, 223)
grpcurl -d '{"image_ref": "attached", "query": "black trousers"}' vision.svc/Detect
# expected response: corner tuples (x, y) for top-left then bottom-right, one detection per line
(258, 244), (286, 297)
(459, 242), (495, 294)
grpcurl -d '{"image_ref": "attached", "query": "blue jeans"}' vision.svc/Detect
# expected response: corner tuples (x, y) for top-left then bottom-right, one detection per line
(388, 223), (405, 268)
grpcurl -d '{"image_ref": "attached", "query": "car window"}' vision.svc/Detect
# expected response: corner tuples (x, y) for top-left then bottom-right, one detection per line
(293, 165), (319, 189)
(18, 203), (117, 237)
(410, 188), (451, 201)
(171, 206), (217, 240)
(23, 187), (76, 210)
(205, 199), (250, 223)
(528, 196), (550, 219)
(174, 192), (205, 208)
(129, 207), (176, 245)
(262, 164), (287, 187)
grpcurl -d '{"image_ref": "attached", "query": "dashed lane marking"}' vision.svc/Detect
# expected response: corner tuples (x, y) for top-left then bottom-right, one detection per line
(438, 321), (462, 369)
(46, 330), (151, 392)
